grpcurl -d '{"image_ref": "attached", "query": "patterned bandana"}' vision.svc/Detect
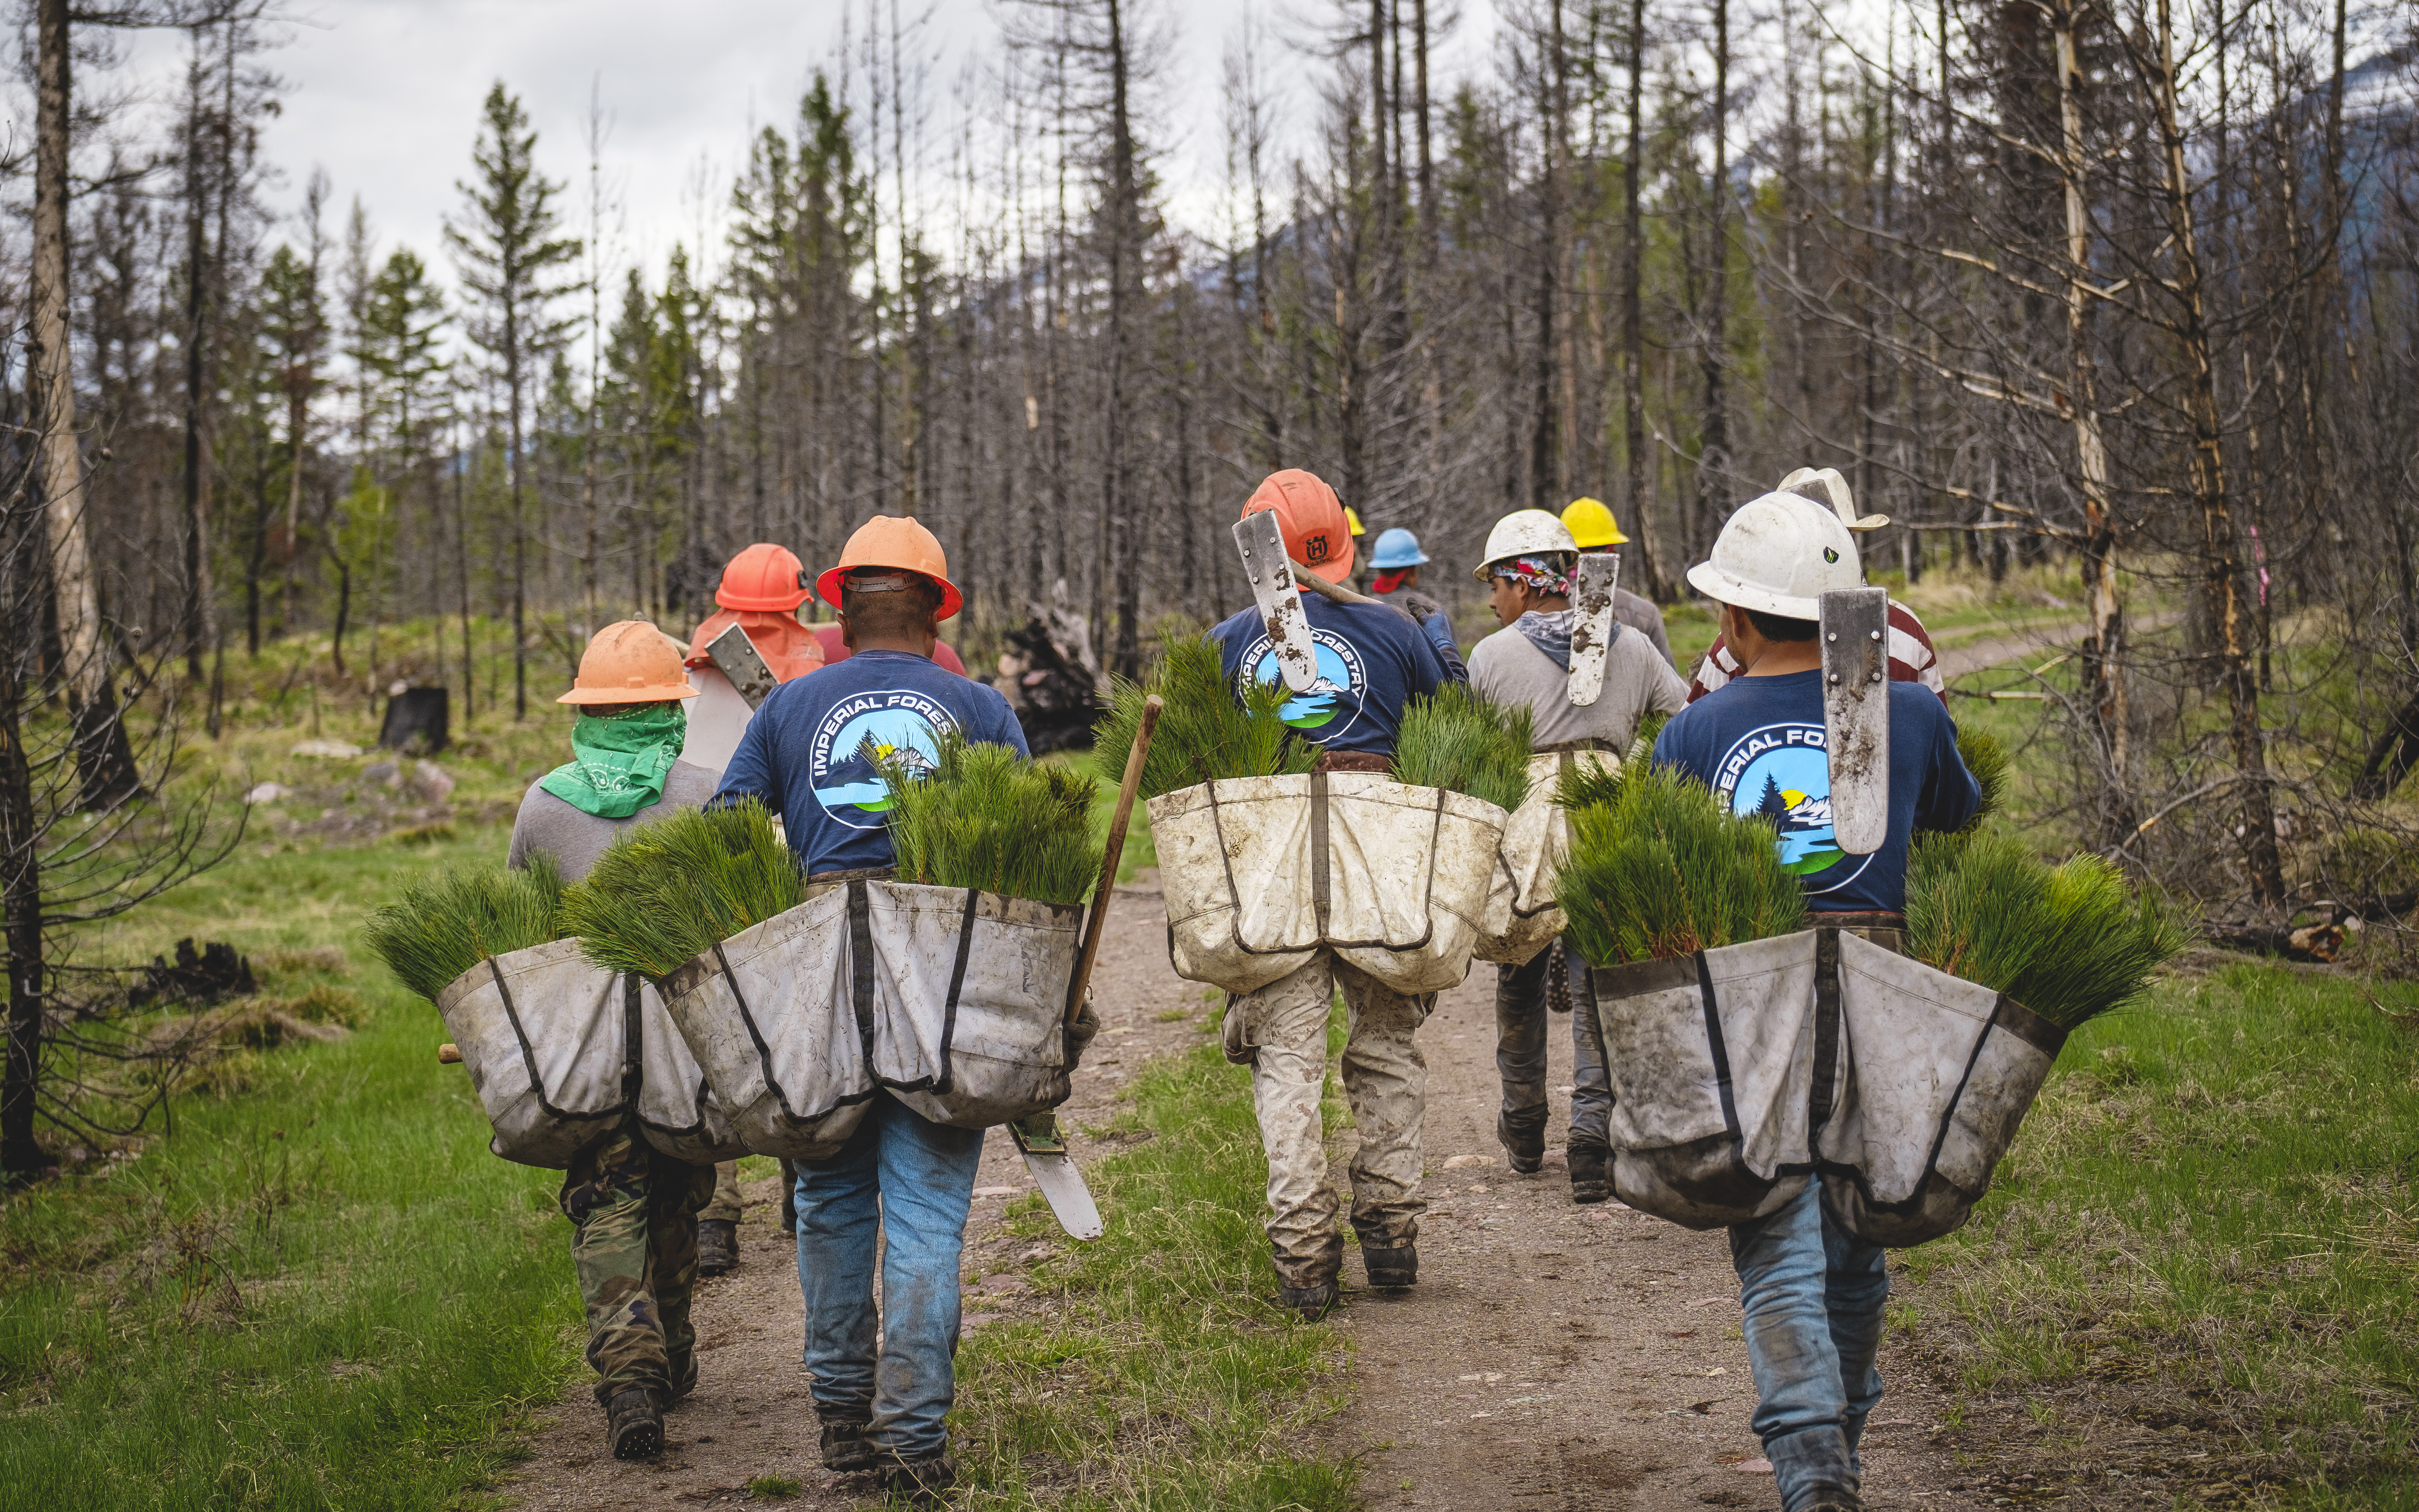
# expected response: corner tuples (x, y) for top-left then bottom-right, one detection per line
(1490, 553), (1574, 597)
(537, 703), (689, 819)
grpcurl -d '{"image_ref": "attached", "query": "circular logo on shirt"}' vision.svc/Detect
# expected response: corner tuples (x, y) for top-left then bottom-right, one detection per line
(1712, 722), (1871, 896)
(1234, 628), (1367, 739)
(809, 690), (958, 829)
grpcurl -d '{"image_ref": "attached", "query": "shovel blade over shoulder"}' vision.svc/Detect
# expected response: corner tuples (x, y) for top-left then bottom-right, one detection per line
(704, 623), (780, 710)
(1232, 511), (1321, 695)
(1567, 552), (1621, 707)
(1820, 587), (1891, 857)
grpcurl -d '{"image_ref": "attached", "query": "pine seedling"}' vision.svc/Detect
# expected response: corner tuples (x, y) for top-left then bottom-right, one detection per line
(1391, 683), (1534, 812)
(1554, 758), (1806, 964)
(884, 733), (1105, 906)
(1551, 755), (1626, 813)
(1093, 625), (1315, 800)
(563, 802), (804, 980)
(362, 855), (565, 1003)
(1957, 727), (2010, 831)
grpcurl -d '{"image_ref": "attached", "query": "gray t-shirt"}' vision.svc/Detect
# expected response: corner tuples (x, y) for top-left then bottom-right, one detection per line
(1468, 620), (1690, 751)
(506, 758), (724, 883)
(1614, 588), (1677, 670)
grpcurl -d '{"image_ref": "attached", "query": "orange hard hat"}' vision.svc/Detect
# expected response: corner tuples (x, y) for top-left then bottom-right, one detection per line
(1241, 469), (1355, 583)
(814, 515), (963, 622)
(558, 620), (701, 705)
(715, 542), (811, 611)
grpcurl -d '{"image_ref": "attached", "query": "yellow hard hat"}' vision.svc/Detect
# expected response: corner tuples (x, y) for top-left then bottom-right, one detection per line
(1562, 497), (1628, 548)
(1344, 505), (1366, 538)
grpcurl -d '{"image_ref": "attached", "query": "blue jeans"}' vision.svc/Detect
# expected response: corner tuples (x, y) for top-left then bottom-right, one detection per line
(1494, 940), (1612, 1147)
(1728, 1182), (1890, 1509)
(793, 1096), (983, 1463)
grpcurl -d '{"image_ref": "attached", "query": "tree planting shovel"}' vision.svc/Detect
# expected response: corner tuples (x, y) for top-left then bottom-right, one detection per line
(704, 622), (781, 709)
(1232, 511), (1322, 695)
(1567, 552), (1622, 707)
(1820, 587), (1891, 856)
(1007, 694), (1164, 1242)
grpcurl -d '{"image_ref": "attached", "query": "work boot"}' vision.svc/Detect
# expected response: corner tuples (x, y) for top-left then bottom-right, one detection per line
(883, 1453), (956, 1508)
(1800, 1489), (1865, 1512)
(1362, 1242), (1417, 1289)
(1497, 1110), (1547, 1175)
(606, 1388), (663, 1460)
(1275, 1277), (1339, 1321)
(696, 1218), (738, 1276)
(819, 1415), (878, 1473)
(666, 1354), (696, 1402)
(1567, 1143), (1613, 1204)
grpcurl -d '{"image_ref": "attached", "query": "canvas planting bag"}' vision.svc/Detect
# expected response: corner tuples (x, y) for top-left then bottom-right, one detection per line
(1476, 747), (1614, 966)
(1150, 771), (1508, 996)
(1589, 932), (1824, 1228)
(434, 938), (744, 1169)
(1813, 930), (2067, 1246)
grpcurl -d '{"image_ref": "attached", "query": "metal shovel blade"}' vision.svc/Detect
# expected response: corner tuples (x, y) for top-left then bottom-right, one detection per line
(1232, 511), (1320, 695)
(1820, 587), (1892, 857)
(1007, 1114), (1102, 1241)
(704, 622), (780, 710)
(1567, 552), (1622, 707)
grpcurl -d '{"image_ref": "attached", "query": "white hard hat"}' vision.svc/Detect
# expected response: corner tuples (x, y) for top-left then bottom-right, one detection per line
(1686, 492), (1864, 620)
(1473, 509), (1580, 581)
(1777, 466), (1890, 531)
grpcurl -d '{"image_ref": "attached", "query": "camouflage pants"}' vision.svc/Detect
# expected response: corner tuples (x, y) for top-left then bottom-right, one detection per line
(558, 1127), (719, 1405)
(700, 1160), (744, 1224)
(1224, 951), (1431, 1288)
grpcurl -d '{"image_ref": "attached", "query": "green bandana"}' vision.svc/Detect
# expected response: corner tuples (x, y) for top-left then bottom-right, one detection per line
(538, 704), (689, 819)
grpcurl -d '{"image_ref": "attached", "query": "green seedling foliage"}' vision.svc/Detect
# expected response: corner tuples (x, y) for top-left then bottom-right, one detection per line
(1906, 830), (2188, 1028)
(1550, 753), (1627, 812)
(1958, 727), (2010, 829)
(359, 854), (564, 1002)
(561, 801), (803, 980)
(1554, 757), (1806, 963)
(1093, 624), (1316, 799)
(1391, 683), (1534, 811)
(883, 732), (1105, 906)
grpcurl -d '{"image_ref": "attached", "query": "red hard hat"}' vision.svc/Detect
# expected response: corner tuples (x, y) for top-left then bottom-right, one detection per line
(715, 543), (812, 611)
(1241, 469), (1355, 583)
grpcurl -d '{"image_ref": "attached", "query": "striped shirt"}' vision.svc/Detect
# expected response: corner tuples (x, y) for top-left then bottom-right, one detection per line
(1686, 600), (1946, 705)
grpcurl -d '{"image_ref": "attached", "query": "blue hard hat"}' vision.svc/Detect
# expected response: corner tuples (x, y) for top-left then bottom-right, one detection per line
(1369, 528), (1429, 570)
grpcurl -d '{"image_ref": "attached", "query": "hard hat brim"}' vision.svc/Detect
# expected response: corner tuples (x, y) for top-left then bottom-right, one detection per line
(815, 566), (964, 622)
(557, 681), (701, 705)
(1572, 526), (1631, 547)
(1845, 514), (1890, 531)
(1686, 560), (1821, 622)
(1370, 550), (1429, 570)
(715, 584), (812, 611)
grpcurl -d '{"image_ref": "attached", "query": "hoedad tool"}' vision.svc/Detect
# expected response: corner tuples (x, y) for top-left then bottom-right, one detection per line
(1820, 586), (1891, 857)
(1233, 511), (1323, 695)
(1567, 552), (1621, 707)
(704, 622), (780, 709)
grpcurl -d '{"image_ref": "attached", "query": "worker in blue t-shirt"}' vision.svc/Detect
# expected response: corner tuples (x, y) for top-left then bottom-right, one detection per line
(711, 516), (1019, 1509)
(1205, 470), (1455, 1322)
(1649, 492), (1978, 1512)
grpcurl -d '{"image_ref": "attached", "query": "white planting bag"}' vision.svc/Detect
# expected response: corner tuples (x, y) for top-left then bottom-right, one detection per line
(633, 977), (750, 1165)
(1590, 932), (1823, 1228)
(1814, 930), (2067, 1246)
(1150, 771), (1508, 996)
(862, 881), (1083, 1129)
(660, 886), (875, 1161)
(1476, 748), (1614, 966)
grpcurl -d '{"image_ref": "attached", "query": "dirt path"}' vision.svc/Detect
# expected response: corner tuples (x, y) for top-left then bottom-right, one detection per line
(498, 881), (1992, 1510)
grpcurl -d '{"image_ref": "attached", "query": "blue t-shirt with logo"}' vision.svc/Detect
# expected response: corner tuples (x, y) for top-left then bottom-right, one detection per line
(1651, 669), (1978, 914)
(713, 648), (1030, 876)
(1208, 594), (1454, 757)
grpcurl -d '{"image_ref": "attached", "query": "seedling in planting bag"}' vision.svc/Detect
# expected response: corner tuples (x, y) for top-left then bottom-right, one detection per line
(361, 855), (565, 1003)
(1092, 625), (1313, 800)
(1553, 757), (1807, 965)
(562, 801), (804, 982)
(1393, 683), (1534, 812)
(878, 733), (1104, 907)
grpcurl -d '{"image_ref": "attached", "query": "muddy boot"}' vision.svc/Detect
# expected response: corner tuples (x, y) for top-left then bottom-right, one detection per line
(884, 1453), (956, 1508)
(1802, 1491), (1865, 1512)
(606, 1388), (663, 1460)
(1361, 1242), (1417, 1289)
(1567, 1143), (1613, 1204)
(819, 1415), (877, 1473)
(1497, 1109), (1547, 1175)
(696, 1218), (737, 1277)
(1275, 1277), (1339, 1321)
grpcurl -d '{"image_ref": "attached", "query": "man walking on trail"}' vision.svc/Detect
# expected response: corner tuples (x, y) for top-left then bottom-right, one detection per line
(1467, 509), (1689, 1203)
(1209, 469), (1457, 1320)
(712, 515), (1029, 1507)
(682, 543), (827, 1275)
(506, 621), (722, 1463)
(1561, 496), (1680, 670)
(1652, 494), (1979, 1512)
(1685, 469), (1945, 705)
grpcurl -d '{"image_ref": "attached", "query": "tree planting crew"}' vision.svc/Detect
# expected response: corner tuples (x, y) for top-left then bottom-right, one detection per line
(1651, 495), (1979, 1512)
(1468, 509), (1689, 1202)
(1684, 469), (1944, 705)
(1208, 469), (1457, 1320)
(683, 544), (829, 1276)
(1560, 496), (1680, 670)
(505, 621), (722, 1463)
(712, 515), (1025, 1508)
(1368, 526), (1463, 666)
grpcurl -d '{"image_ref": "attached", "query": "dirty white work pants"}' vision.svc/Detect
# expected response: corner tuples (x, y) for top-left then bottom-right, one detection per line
(1224, 951), (1432, 1288)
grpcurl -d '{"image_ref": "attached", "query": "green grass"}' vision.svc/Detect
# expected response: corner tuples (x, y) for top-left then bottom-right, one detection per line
(1905, 965), (2419, 1501)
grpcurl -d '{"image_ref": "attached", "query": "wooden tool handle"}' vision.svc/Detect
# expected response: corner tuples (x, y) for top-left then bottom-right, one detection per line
(438, 1043), (462, 1064)
(1067, 695), (1163, 1025)
(1288, 558), (1378, 606)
